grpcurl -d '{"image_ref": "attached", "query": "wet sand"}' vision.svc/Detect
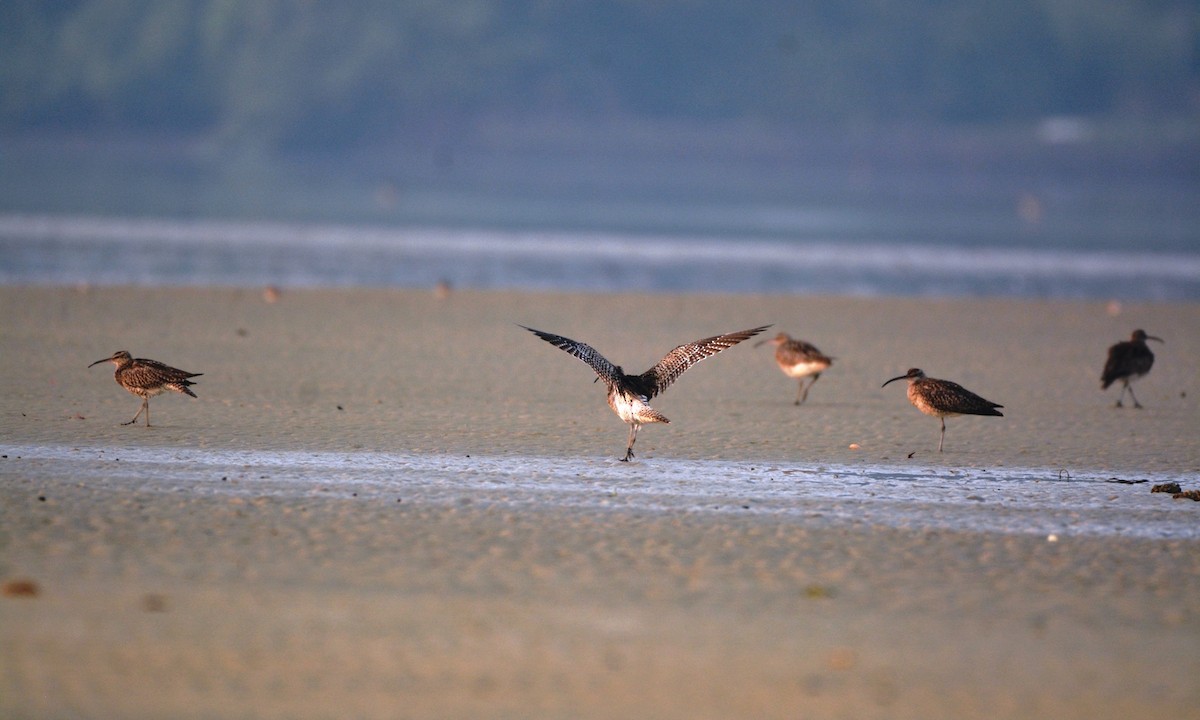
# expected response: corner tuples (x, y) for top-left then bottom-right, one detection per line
(1, 286), (1198, 719)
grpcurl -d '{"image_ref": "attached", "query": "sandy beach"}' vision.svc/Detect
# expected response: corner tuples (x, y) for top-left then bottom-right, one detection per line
(2, 286), (1198, 719)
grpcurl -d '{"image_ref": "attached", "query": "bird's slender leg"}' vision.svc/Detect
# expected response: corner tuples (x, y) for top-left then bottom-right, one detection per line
(1128, 383), (1143, 409)
(124, 398), (148, 426)
(796, 374), (816, 408)
(622, 423), (639, 462)
(794, 379), (805, 405)
(938, 417), (946, 453)
(1114, 382), (1127, 408)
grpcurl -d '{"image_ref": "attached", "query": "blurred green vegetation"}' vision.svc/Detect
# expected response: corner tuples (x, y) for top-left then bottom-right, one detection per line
(2, 0), (1196, 153)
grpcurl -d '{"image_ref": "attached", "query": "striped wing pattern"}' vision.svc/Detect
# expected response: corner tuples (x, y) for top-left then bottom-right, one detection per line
(917, 378), (1003, 416)
(641, 325), (771, 397)
(779, 339), (830, 365)
(121, 359), (202, 396)
(520, 326), (622, 387)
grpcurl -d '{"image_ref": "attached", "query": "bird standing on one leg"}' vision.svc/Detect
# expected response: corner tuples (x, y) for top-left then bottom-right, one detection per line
(521, 324), (770, 461)
(88, 350), (202, 426)
(755, 332), (833, 405)
(882, 368), (1002, 452)
(1101, 329), (1163, 408)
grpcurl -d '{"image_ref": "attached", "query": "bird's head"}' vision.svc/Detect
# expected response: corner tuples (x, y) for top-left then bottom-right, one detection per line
(882, 368), (924, 388)
(89, 350), (132, 368)
(755, 332), (792, 348)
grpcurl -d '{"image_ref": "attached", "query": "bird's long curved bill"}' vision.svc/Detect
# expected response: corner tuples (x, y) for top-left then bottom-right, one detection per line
(881, 375), (908, 388)
(88, 358), (110, 368)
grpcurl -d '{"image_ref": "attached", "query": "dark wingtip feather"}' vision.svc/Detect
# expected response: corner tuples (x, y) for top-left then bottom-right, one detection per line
(518, 324), (562, 345)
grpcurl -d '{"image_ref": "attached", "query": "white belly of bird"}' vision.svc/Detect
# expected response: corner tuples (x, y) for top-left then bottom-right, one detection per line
(782, 360), (826, 378)
(609, 391), (669, 426)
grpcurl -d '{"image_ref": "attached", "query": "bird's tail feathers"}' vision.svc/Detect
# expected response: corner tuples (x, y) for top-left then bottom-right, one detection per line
(638, 407), (670, 424)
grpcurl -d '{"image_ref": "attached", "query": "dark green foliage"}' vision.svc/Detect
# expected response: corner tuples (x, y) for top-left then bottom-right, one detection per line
(1, 0), (1196, 149)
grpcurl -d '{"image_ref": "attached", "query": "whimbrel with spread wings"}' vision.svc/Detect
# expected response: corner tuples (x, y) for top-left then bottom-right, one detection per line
(521, 325), (770, 460)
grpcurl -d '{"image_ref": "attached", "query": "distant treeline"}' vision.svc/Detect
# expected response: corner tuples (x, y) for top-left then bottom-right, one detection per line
(2, 0), (1196, 150)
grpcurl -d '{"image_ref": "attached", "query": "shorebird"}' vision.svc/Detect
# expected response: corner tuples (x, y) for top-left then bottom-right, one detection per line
(88, 350), (202, 426)
(521, 324), (770, 460)
(755, 332), (833, 405)
(882, 368), (1003, 452)
(1101, 329), (1163, 408)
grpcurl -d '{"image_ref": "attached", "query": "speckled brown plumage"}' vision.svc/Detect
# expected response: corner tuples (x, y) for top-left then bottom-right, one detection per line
(1101, 329), (1163, 408)
(882, 368), (1002, 452)
(755, 332), (833, 405)
(522, 324), (770, 461)
(89, 350), (201, 426)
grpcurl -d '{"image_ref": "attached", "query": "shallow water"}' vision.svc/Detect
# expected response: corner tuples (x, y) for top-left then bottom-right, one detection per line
(3, 214), (1199, 299)
(5, 443), (1195, 540)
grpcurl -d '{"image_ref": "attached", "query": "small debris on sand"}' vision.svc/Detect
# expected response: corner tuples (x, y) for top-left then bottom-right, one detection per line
(2, 579), (40, 598)
(142, 593), (169, 612)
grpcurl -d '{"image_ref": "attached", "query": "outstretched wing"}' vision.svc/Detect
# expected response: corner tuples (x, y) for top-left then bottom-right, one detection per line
(520, 326), (622, 386)
(641, 325), (771, 397)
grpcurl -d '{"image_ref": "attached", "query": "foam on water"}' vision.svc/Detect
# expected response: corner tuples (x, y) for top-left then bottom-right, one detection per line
(4, 443), (1195, 540)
